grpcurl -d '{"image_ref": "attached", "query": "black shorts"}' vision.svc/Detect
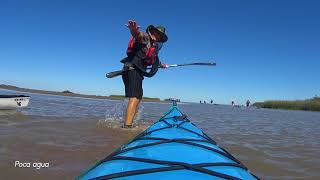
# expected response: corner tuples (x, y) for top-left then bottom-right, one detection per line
(122, 69), (144, 99)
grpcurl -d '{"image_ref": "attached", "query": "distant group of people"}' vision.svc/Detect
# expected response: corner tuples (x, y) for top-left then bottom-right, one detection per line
(199, 99), (214, 104)
(199, 99), (251, 107)
(231, 100), (251, 107)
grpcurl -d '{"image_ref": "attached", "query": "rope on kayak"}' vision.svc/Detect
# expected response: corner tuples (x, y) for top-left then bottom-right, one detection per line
(93, 156), (245, 180)
(105, 137), (242, 165)
(88, 109), (259, 180)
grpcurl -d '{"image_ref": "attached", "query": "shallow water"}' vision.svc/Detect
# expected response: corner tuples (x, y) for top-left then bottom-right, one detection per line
(0, 89), (319, 179)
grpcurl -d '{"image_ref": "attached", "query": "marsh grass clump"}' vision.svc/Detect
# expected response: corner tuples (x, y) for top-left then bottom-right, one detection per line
(253, 97), (320, 112)
(62, 90), (73, 94)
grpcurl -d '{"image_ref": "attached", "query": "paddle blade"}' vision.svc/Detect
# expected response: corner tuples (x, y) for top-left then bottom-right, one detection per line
(106, 70), (123, 78)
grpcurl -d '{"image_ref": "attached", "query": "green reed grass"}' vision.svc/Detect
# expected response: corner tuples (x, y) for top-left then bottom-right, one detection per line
(253, 97), (320, 111)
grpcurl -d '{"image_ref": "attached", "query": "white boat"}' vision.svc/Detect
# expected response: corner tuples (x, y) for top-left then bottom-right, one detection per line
(0, 95), (30, 110)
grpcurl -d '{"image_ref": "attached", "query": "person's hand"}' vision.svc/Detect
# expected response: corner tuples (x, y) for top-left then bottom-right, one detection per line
(160, 63), (169, 68)
(125, 20), (140, 33)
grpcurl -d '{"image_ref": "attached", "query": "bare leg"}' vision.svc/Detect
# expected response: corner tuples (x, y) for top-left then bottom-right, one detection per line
(124, 97), (141, 126)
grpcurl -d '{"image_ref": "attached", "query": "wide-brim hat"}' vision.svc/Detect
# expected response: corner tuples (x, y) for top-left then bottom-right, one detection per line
(146, 25), (168, 43)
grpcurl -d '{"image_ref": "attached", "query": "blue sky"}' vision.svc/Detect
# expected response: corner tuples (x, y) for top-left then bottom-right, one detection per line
(0, 0), (319, 104)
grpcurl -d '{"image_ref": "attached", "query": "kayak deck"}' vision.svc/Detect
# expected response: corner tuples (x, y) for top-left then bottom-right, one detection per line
(77, 105), (258, 180)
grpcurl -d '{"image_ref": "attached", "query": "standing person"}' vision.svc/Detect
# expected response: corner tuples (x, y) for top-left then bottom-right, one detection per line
(246, 100), (251, 107)
(121, 20), (168, 128)
(231, 101), (235, 106)
(210, 99), (213, 104)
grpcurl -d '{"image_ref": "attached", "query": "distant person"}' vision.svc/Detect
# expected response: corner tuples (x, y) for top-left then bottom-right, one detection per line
(200, 100), (202, 104)
(204, 100), (206, 104)
(210, 99), (213, 104)
(231, 101), (235, 106)
(246, 100), (251, 107)
(121, 20), (168, 128)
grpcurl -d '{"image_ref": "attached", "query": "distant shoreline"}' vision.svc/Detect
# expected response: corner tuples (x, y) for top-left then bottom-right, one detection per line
(253, 97), (320, 112)
(0, 84), (163, 102)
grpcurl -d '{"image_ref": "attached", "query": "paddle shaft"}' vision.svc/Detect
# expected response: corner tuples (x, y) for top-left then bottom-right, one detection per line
(106, 62), (216, 78)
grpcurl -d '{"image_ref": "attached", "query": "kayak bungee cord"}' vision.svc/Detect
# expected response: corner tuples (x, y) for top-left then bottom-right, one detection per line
(76, 101), (259, 180)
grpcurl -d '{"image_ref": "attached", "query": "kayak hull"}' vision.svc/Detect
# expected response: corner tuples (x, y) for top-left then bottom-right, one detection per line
(77, 105), (258, 180)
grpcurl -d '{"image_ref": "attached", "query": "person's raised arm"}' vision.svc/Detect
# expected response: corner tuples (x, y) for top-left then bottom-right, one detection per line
(126, 20), (144, 42)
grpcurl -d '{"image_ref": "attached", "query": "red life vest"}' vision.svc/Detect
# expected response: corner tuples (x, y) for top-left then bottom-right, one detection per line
(126, 36), (157, 66)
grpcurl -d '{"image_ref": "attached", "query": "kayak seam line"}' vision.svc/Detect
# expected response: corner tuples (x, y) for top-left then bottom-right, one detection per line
(178, 126), (216, 144)
(179, 124), (244, 166)
(190, 121), (215, 140)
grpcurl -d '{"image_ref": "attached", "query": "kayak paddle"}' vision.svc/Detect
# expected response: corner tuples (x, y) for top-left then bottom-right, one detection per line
(106, 62), (216, 78)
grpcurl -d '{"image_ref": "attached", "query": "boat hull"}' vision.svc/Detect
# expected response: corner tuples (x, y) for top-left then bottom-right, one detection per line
(0, 95), (30, 110)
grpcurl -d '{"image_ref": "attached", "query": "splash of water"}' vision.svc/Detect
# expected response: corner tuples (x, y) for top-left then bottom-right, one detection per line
(133, 105), (151, 128)
(97, 99), (149, 130)
(97, 100), (126, 128)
